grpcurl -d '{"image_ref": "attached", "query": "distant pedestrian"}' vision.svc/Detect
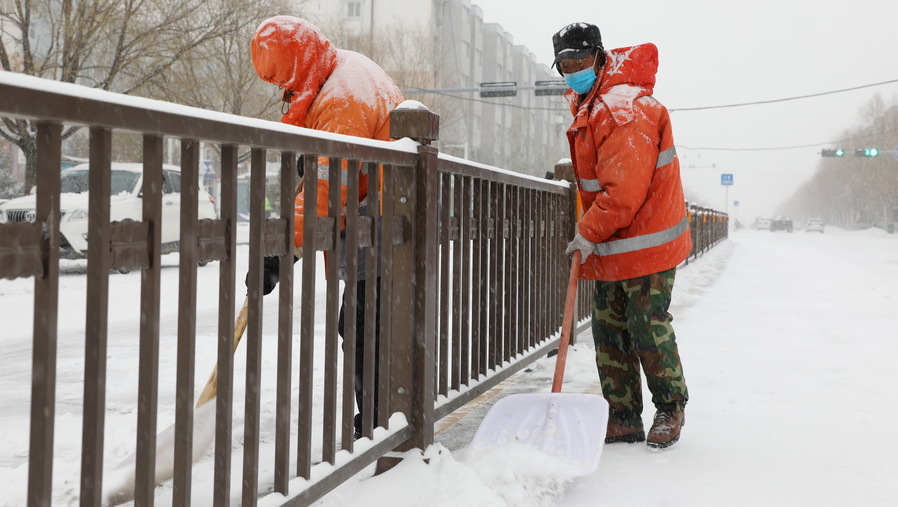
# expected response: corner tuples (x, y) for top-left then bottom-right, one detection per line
(553, 22), (692, 449)
(247, 16), (405, 439)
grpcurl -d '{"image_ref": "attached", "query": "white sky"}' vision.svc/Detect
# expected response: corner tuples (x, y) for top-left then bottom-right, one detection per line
(472, 0), (898, 221)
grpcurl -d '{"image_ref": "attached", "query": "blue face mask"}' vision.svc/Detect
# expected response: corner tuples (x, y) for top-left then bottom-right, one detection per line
(563, 67), (597, 95)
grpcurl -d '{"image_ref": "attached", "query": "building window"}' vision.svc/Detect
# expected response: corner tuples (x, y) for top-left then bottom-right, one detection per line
(347, 2), (362, 18)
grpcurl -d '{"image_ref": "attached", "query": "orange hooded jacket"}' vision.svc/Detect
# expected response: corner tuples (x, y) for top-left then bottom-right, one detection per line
(251, 16), (405, 249)
(564, 43), (691, 281)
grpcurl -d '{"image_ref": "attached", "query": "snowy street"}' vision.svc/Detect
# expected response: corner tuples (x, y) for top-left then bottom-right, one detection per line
(2, 226), (897, 506)
(560, 226), (898, 506)
(324, 227), (898, 506)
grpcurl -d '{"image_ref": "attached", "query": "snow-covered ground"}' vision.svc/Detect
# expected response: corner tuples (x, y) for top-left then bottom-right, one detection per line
(323, 226), (898, 506)
(2, 225), (897, 506)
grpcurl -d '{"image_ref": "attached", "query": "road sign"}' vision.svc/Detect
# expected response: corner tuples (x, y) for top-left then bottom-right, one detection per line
(734, 200), (739, 206)
(721, 173), (733, 186)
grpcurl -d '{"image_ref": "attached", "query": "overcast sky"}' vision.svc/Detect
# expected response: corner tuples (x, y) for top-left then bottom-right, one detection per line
(472, 0), (898, 222)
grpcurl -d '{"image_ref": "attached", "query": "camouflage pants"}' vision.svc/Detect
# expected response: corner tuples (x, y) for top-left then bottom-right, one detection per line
(592, 268), (688, 429)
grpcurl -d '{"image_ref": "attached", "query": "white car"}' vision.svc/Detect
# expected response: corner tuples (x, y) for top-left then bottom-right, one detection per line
(805, 218), (825, 233)
(755, 218), (773, 230)
(0, 162), (216, 259)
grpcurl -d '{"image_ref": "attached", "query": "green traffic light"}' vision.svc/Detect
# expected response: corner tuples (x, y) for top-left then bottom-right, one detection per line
(854, 148), (881, 157)
(836, 149), (844, 157)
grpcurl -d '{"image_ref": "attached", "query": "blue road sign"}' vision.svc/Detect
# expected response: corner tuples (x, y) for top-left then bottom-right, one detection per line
(721, 173), (734, 186)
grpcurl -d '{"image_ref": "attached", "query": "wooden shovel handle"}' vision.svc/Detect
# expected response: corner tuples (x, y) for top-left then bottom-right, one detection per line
(196, 295), (250, 407)
(551, 251), (581, 393)
(194, 172), (298, 408)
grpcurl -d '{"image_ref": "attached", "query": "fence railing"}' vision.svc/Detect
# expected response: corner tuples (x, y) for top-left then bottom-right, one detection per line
(0, 71), (727, 506)
(429, 156), (574, 424)
(687, 204), (729, 260)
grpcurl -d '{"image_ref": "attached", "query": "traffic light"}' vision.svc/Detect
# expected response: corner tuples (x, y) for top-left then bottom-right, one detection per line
(855, 148), (879, 157)
(821, 149), (844, 157)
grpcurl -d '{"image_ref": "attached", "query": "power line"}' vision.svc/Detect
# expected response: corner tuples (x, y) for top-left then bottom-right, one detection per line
(399, 86), (565, 111)
(404, 76), (898, 114)
(678, 126), (898, 153)
(405, 79), (898, 115)
(678, 143), (821, 153)
(669, 78), (898, 112)
(678, 142), (827, 153)
(402, 78), (898, 150)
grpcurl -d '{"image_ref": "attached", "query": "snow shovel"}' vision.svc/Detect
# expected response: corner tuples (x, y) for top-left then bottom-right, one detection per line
(103, 296), (250, 505)
(469, 251), (608, 476)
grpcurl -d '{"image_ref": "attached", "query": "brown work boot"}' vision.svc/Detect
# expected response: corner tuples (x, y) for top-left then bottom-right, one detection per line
(646, 409), (685, 449)
(605, 419), (645, 444)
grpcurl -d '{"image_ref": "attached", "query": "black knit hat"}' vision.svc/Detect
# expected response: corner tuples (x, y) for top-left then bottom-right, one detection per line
(552, 22), (602, 67)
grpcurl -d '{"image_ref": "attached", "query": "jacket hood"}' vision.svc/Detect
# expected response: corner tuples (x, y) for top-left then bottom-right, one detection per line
(566, 43), (659, 125)
(598, 43), (657, 95)
(251, 16), (338, 126)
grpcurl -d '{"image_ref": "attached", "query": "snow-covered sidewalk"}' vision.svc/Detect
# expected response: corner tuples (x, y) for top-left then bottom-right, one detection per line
(318, 228), (898, 506)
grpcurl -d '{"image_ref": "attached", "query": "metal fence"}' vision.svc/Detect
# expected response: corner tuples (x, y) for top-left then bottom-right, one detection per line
(687, 204), (729, 260)
(0, 71), (727, 506)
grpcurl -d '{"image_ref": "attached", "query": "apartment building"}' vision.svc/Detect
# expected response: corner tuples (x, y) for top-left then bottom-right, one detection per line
(302, 0), (569, 178)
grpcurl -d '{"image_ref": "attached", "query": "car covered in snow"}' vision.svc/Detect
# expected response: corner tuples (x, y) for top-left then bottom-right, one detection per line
(805, 218), (825, 233)
(0, 162), (216, 259)
(770, 216), (793, 233)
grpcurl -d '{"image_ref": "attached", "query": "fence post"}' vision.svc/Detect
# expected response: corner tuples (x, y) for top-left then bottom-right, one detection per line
(381, 105), (440, 471)
(28, 121), (62, 507)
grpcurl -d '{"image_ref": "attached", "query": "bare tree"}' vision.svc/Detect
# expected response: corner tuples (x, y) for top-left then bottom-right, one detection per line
(779, 95), (898, 228)
(150, 0), (299, 120)
(0, 139), (21, 198)
(0, 0), (292, 194)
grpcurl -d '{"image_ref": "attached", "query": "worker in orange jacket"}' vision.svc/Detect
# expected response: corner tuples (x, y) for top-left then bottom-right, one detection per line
(554, 22), (691, 449)
(249, 16), (405, 438)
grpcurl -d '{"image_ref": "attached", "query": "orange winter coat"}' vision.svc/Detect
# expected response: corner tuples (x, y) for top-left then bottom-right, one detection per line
(565, 43), (691, 281)
(251, 16), (405, 249)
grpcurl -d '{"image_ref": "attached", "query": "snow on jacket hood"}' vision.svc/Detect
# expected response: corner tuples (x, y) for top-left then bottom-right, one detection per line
(568, 43), (659, 125)
(251, 16), (338, 127)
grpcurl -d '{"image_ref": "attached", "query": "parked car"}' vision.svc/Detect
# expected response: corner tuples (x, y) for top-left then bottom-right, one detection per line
(753, 218), (773, 230)
(805, 218), (825, 233)
(0, 162), (216, 259)
(770, 216), (793, 233)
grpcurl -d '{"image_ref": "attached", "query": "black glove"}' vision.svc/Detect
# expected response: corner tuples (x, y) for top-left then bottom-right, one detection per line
(244, 256), (280, 296)
(245, 255), (300, 296)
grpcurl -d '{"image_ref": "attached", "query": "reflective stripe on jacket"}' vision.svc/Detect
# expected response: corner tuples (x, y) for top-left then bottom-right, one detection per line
(250, 16), (405, 250)
(565, 43), (691, 281)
